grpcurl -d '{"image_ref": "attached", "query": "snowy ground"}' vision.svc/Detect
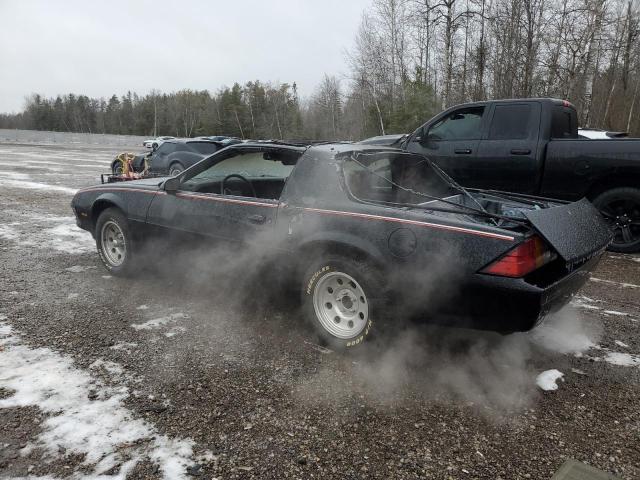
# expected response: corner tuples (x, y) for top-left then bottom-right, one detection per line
(0, 140), (639, 479)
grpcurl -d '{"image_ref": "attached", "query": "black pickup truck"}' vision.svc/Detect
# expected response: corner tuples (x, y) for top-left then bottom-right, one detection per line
(403, 98), (640, 252)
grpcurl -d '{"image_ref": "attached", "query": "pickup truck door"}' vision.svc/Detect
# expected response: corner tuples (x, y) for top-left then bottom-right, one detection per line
(473, 102), (542, 193)
(405, 105), (487, 184)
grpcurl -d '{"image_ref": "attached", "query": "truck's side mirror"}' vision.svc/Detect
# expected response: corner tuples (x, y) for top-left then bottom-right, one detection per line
(163, 177), (180, 193)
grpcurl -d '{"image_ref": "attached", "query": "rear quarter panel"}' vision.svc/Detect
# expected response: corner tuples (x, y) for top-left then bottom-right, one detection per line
(280, 147), (521, 281)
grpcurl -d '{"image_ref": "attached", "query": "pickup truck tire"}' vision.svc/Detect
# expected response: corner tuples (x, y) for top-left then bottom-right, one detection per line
(95, 208), (137, 276)
(592, 187), (640, 253)
(301, 255), (384, 349)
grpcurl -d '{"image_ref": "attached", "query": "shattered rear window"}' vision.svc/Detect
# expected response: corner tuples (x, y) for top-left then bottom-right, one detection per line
(342, 151), (453, 205)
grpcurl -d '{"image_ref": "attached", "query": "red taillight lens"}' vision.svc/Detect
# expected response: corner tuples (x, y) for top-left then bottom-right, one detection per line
(481, 236), (556, 278)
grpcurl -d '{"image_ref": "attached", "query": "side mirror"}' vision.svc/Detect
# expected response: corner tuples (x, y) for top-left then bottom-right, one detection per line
(163, 177), (180, 193)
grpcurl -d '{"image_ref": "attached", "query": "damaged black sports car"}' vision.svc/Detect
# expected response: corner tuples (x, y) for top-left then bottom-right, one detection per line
(72, 142), (612, 348)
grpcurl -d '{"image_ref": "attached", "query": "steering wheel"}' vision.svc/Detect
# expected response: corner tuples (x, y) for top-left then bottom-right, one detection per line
(221, 174), (257, 197)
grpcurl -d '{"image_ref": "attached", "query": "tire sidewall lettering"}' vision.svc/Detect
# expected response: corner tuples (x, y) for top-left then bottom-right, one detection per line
(306, 265), (331, 295)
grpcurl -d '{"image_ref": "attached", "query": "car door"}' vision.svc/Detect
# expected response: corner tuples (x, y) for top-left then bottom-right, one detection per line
(405, 105), (487, 185)
(146, 150), (282, 244)
(473, 102), (542, 193)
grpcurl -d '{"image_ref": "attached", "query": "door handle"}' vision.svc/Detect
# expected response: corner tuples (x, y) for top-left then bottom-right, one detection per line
(247, 214), (266, 224)
(510, 148), (531, 155)
(454, 148), (472, 154)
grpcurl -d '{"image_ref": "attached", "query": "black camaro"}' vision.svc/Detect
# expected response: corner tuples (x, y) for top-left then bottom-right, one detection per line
(72, 142), (612, 348)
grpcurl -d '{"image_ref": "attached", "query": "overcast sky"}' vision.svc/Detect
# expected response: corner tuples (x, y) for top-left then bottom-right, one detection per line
(0, 0), (372, 113)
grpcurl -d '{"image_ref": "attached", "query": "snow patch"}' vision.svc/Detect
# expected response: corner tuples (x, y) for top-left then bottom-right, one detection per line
(590, 277), (639, 289)
(131, 313), (188, 331)
(110, 342), (138, 353)
(536, 369), (564, 391)
(603, 310), (630, 317)
(65, 265), (97, 273)
(604, 352), (640, 367)
(0, 215), (93, 254)
(164, 326), (187, 338)
(136, 304), (149, 310)
(0, 178), (77, 194)
(0, 322), (196, 479)
(614, 340), (629, 348)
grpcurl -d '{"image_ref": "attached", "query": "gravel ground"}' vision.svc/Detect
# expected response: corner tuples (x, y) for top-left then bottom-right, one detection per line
(0, 141), (638, 479)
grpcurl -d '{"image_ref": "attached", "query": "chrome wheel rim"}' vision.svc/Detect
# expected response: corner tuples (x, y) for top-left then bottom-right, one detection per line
(313, 271), (369, 339)
(101, 220), (126, 267)
(169, 166), (183, 176)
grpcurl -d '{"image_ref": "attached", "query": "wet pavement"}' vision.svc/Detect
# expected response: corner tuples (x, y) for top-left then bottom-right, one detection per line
(0, 141), (638, 479)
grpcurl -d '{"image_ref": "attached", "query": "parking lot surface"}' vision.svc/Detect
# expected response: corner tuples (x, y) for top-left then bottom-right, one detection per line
(0, 141), (638, 479)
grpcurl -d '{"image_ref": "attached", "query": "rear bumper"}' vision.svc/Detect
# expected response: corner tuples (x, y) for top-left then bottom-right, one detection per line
(415, 255), (602, 333)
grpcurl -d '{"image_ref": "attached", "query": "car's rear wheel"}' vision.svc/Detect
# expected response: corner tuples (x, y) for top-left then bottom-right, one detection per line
(301, 255), (384, 349)
(593, 187), (640, 253)
(95, 208), (136, 276)
(169, 163), (185, 176)
(112, 160), (124, 175)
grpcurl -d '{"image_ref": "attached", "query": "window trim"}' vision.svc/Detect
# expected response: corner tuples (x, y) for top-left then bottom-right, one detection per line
(425, 105), (487, 142)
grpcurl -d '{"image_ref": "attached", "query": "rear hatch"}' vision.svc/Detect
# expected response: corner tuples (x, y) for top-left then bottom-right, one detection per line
(523, 198), (612, 266)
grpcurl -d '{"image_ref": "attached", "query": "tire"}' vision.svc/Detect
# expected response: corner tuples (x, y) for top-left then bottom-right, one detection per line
(301, 254), (385, 349)
(95, 208), (137, 276)
(169, 162), (185, 176)
(112, 160), (124, 175)
(592, 187), (640, 253)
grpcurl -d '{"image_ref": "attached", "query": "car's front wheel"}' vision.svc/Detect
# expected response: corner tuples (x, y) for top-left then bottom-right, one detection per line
(95, 208), (136, 276)
(301, 255), (384, 349)
(593, 187), (640, 253)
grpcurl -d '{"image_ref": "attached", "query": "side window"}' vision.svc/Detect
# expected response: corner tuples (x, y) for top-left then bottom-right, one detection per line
(156, 143), (176, 156)
(551, 106), (578, 138)
(489, 104), (532, 140)
(427, 107), (485, 141)
(188, 142), (219, 155)
(181, 152), (296, 199)
(343, 157), (393, 201)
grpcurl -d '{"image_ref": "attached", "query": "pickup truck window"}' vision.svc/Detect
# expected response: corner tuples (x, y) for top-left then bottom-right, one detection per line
(551, 106), (578, 138)
(489, 104), (532, 140)
(427, 107), (485, 141)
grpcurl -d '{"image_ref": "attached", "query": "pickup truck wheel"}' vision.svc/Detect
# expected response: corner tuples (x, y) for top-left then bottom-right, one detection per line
(301, 255), (383, 349)
(95, 208), (136, 276)
(593, 187), (640, 253)
(169, 163), (185, 176)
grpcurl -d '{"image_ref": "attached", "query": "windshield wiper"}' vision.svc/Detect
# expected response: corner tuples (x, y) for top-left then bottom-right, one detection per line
(422, 156), (497, 224)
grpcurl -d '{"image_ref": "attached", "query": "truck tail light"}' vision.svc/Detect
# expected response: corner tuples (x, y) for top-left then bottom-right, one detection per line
(481, 235), (556, 278)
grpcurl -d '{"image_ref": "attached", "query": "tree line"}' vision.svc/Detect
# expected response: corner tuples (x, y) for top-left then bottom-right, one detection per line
(1, 0), (638, 140)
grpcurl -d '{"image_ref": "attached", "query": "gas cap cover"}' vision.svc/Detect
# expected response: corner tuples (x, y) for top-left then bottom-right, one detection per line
(388, 228), (417, 257)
